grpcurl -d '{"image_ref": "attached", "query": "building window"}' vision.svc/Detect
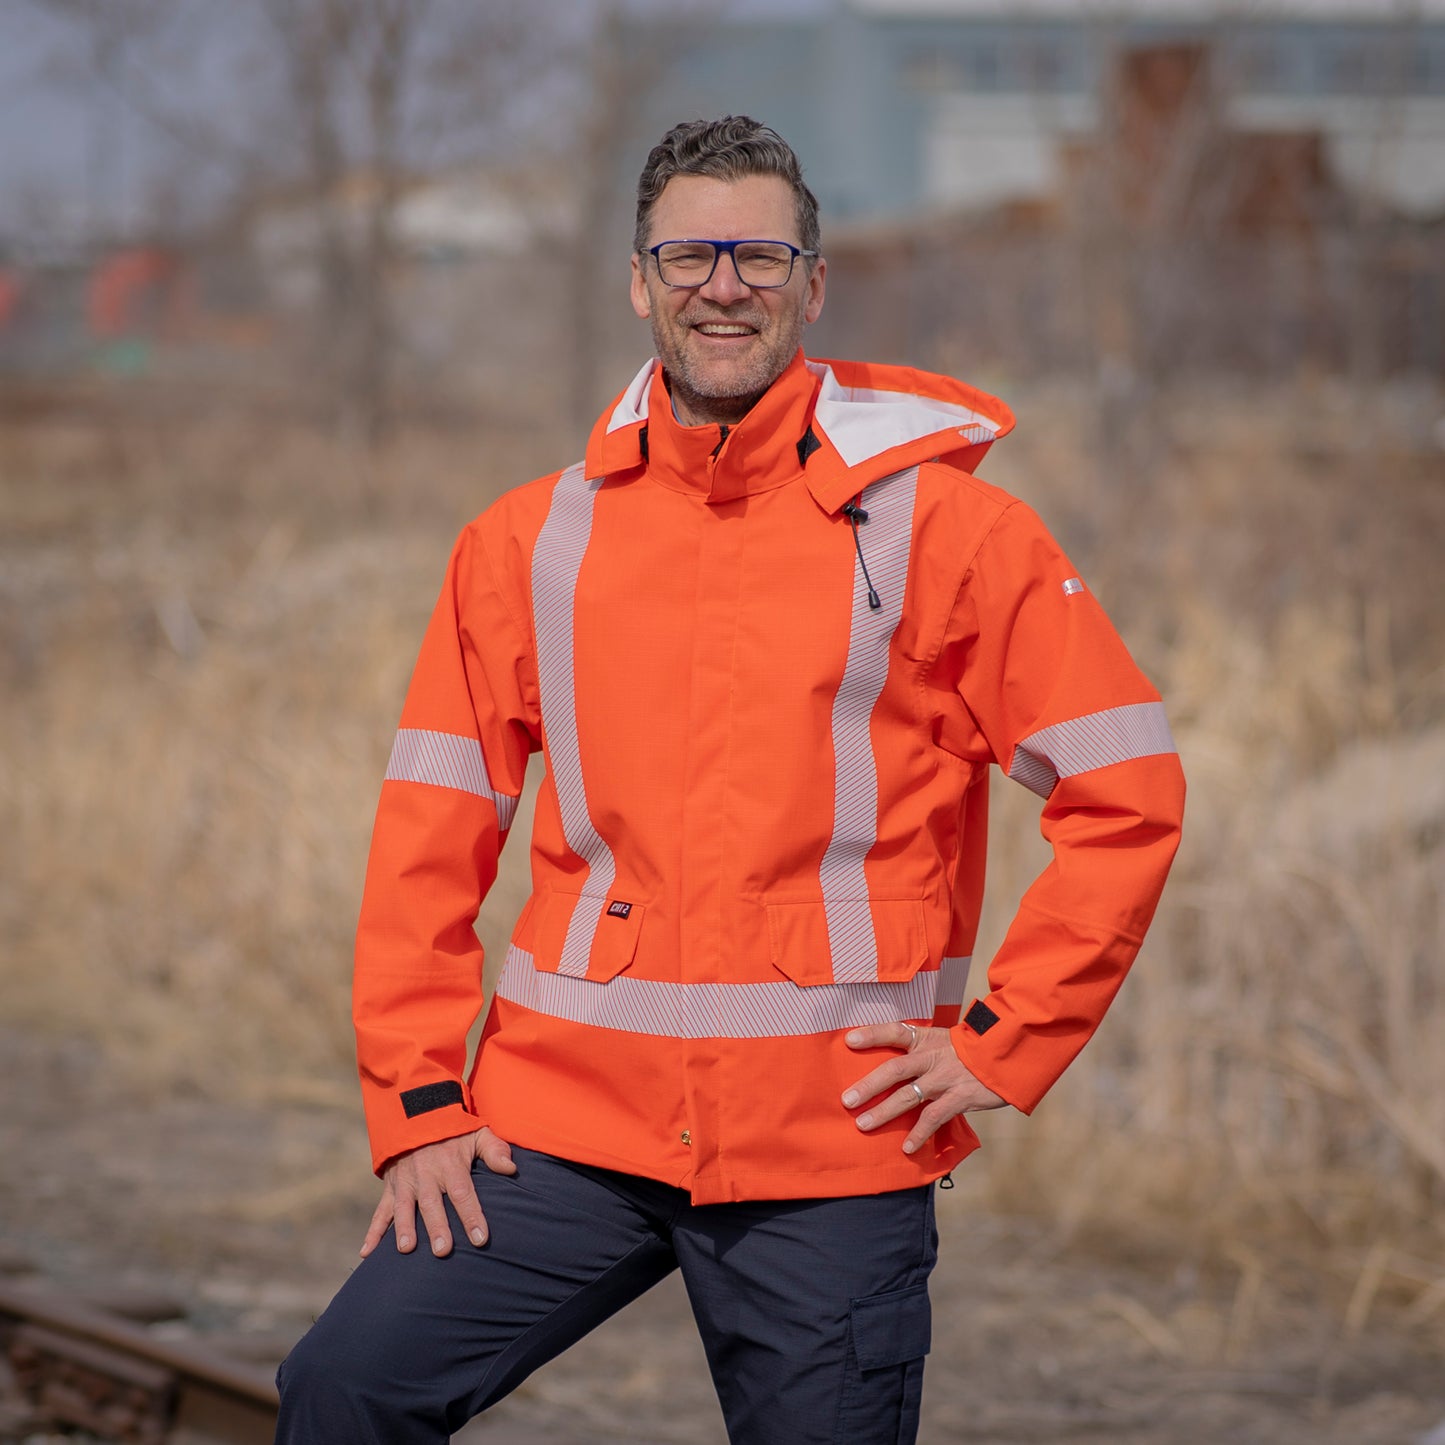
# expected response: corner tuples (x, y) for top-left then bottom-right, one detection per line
(1411, 40), (1445, 95)
(1024, 40), (1065, 91)
(970, 41), (1000, 91)
(1326, 41), (1371, 94)
(903, 49), (964, 93)
(1239, 37), (1281, 91)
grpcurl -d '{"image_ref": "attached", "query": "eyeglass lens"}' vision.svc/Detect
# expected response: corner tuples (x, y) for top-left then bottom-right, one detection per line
(656, 242), (797, 288)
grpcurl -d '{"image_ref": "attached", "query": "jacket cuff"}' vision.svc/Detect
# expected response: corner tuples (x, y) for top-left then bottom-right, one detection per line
(365, 1082), (485, 1176)
(950, 1002), (1058, 1115)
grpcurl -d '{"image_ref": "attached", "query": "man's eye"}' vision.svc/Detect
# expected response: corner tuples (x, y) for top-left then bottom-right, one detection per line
(666, 248), (713, 267)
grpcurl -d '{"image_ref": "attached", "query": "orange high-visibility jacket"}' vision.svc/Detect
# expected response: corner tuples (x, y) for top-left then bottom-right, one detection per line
(354, 350), (1185, 1203)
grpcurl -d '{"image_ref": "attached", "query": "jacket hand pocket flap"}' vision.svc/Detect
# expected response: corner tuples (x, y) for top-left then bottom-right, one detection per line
(766, 898), (927, 986)
(530, 892), (644, 983)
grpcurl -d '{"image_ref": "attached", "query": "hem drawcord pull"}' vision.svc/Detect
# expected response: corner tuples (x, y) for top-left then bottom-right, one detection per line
(841, 499), (882, 611)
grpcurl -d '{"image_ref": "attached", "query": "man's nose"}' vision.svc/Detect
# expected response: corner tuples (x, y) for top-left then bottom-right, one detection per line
(699, 249), (750, 304)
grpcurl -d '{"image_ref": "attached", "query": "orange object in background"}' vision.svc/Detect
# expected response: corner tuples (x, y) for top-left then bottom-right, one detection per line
(87, 246), (190, 339)
(353, 350), (1185, 1204)
(0, 268), (21, 333)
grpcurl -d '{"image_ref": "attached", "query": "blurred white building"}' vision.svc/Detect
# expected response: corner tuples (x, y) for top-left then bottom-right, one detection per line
(622, 0), (1445, 222)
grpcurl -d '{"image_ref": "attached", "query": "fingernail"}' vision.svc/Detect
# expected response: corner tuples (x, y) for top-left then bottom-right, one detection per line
(842, 1090), (859, 1107)
(397, 1235), (413, 1251)
(846, 1031), (862, 1045)
(903, 1141), (917, 1155)
(470, 1229), (486, 1246)
(857, 1113), (873, 1130)
(432, 1235), (448, 1253)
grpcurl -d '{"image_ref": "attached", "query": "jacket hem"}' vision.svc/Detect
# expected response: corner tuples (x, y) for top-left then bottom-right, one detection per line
(491, 1119), (980, 1205)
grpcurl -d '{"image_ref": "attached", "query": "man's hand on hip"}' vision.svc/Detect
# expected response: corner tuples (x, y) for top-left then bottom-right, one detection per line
(842, 1023), (1007, 1154)
(361, 1128), (517, 1259)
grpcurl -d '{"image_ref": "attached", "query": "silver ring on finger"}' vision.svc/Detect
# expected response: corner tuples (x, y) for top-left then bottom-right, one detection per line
(902, 1022), (919, 1052)
(910, 1081), (925, 1106)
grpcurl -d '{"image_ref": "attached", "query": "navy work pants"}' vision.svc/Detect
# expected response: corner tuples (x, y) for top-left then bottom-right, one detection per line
(275, 1146), (937, 1444)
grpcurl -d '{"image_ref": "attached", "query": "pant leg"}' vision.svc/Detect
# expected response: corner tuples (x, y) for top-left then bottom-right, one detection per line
(674, 1186), (937, 1445)
(274, 1147), (681, 1445)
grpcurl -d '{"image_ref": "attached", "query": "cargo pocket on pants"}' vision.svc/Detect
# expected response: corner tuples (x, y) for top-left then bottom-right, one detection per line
(833, 1281), (932, 1445)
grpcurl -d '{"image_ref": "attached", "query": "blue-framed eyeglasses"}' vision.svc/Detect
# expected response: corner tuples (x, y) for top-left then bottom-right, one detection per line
(645, 239), (819, 289)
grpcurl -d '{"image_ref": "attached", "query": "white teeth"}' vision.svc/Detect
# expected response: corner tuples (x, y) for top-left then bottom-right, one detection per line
(697, 324), (753, 335)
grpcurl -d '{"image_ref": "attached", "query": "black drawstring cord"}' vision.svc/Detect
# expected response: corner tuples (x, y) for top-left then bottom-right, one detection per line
(842, 498), (882, 611)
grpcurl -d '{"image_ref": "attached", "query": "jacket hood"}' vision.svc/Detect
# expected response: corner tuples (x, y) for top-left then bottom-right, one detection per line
(584, 351), (1015, 512)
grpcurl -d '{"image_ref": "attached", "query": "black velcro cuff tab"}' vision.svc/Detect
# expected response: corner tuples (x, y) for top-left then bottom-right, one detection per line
(964, 999), (1000, 1036)
(400, 1081), (465, 1119)
(850, 1282), (932, 1370)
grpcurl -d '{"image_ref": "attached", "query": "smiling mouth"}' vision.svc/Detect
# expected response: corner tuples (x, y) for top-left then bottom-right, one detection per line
(692, 322), (758, 337)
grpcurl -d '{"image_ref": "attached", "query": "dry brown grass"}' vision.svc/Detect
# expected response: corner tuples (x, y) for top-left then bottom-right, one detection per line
(0, 402), (549, 1100)
(970, 375), (1445, 1295)
(2, 377), (1442, 1289)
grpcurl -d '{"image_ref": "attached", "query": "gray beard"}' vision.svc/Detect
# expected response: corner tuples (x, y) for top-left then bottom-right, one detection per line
(649, 313), (802, 427)
(664, 372), (769, 426)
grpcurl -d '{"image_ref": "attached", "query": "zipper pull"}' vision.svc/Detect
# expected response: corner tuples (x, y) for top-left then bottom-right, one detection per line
(842, 499), (882, 611)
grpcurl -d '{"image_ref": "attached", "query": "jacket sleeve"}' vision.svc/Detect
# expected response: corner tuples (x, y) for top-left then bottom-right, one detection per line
(943, 499), (1185, 1112)
(353, 516), (537, 1174)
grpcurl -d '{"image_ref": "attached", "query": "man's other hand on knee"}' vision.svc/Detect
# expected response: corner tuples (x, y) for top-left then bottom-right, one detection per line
(360, 1128), (517, 1259)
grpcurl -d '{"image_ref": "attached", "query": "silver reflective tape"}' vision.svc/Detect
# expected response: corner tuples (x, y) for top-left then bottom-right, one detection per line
(819, 466), (920, 984)
(495, 945), (948, 1040)
(532, 463), (616, 976)
(1008, 701), (1178, 799)
(936, 955), (972, 1008)
(1007, 749), (1060, 799)
(385, 728), (519, 831)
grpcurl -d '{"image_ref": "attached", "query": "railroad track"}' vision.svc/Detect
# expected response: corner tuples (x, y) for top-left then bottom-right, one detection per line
(0, 1278), (279, 1444)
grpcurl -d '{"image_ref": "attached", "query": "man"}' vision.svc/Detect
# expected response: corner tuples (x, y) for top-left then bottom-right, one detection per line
(275, 116), (1184, 1444)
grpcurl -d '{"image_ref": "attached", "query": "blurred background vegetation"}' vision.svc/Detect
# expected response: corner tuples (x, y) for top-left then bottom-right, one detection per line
(2, 0), (1443, 1327)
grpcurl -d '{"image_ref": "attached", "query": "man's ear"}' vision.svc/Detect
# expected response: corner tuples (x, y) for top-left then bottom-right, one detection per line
(630, 253), (651, 320)
(804, 256), (827, 325)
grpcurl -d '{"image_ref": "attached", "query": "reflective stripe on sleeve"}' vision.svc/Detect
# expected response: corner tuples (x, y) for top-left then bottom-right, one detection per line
(820, 465), (920, 985)
(532, 463), (616, 977)
(1007, 701), (1178, 799)
(385, 728), (519, 831)
(495, 945), (967, 1040)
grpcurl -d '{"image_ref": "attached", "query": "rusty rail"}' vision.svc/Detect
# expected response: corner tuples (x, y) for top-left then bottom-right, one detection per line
(0, 1278), (279, 1444)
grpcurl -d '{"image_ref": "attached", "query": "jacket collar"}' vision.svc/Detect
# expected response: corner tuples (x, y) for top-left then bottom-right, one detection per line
(585, 351), (1016, 513)
(584, 349), (820, 505)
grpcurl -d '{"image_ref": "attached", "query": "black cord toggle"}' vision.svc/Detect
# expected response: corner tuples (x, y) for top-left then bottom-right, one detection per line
(842, 498), (882, 610)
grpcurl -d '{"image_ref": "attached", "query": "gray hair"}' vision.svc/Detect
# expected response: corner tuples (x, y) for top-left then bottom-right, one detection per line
(633, 116), (821, 259)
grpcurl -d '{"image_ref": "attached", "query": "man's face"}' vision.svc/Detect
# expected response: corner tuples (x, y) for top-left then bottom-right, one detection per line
(630, 173), (826, 427)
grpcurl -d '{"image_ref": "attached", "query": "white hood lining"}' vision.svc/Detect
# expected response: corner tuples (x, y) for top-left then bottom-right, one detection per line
(607, 359), (657, 434)
(807, 360), (999, 470)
